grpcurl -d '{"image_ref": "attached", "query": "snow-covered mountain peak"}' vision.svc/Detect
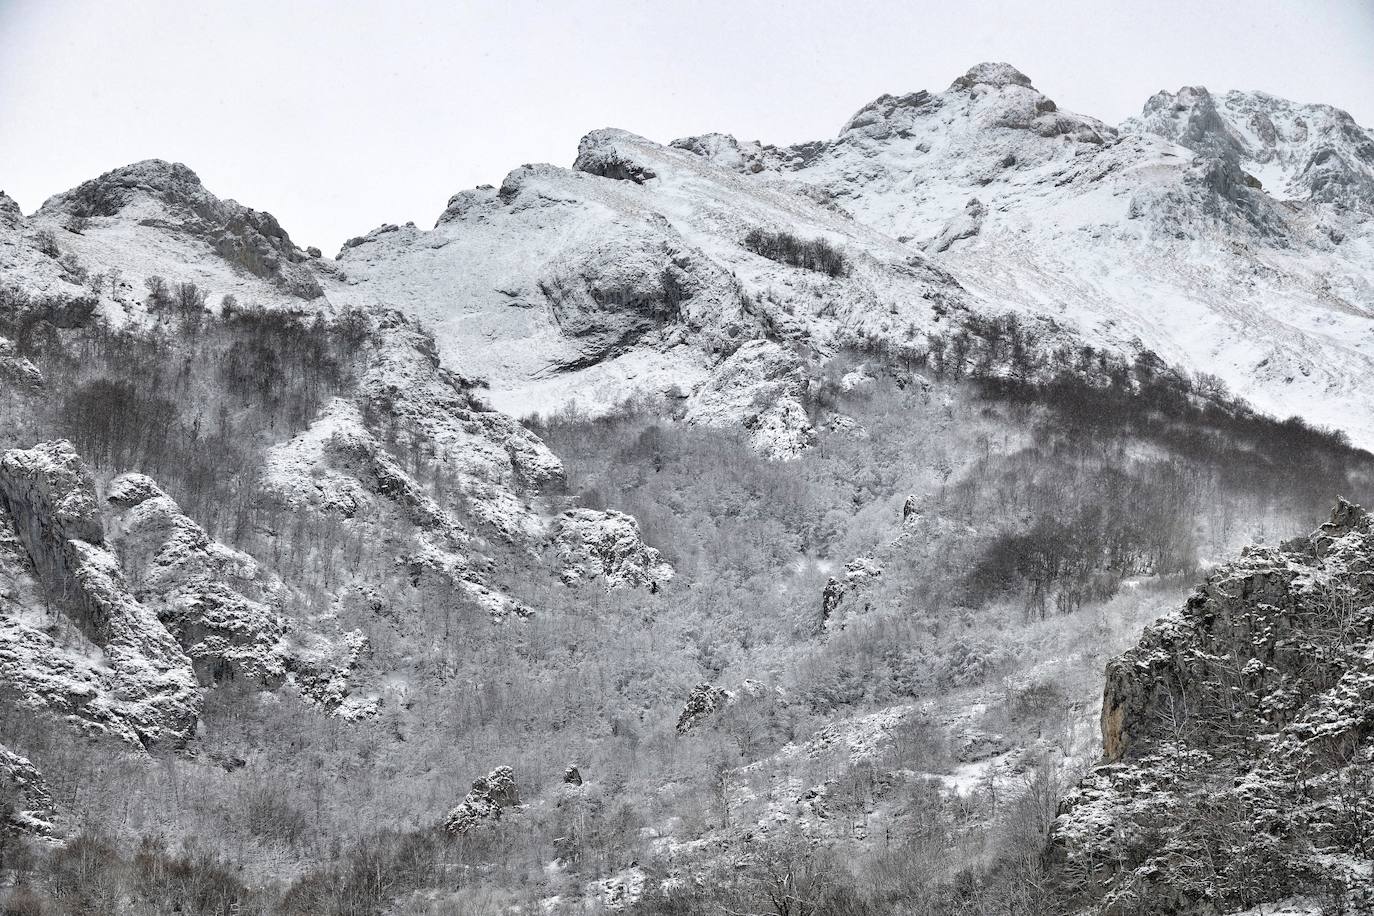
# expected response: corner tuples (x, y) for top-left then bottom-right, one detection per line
(834, 61), (1112, 151)
(31, 159), (323, 300)
(1128, 85), (1374, 212)
(948, 60), (1035, 91)
(37, 159), (211, 221)
(659, 67), (1374, 446)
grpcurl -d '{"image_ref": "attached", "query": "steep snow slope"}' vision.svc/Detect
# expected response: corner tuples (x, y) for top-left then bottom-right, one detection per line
(674, 63), (1374, 447)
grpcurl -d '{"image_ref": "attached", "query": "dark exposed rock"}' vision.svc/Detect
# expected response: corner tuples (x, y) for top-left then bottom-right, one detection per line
(444, 766), (521, 835)
(675, 684), (731, 735)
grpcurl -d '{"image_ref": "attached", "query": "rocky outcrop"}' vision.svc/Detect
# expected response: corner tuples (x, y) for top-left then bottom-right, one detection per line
(1131, 86), (1374, 214)
(1050, 499), (1374, 913)
(669, 133), (770, 174)
(0, 337), (43, 390)
(552, 508), (673, 591)
(685, 340), (817, 460)
(675, 684), (732, 734)
(105, 473), (293, 686)
(263, 315), (566, 622)
(0, 441), (372, 746)
(573, 129), (660, 184)
(536, 237), (726, 370)
(264, 398), (531, 623)
(0, 745), (56, 838)
(444, 766), (521, 835)
(37, 160), (321, 298)
(819, 556), (883, 630)
(0, 192), (23, 230)
(926, 197), (985, 253)
(589, 865), (647, 910)
(0, 441), (199, 746)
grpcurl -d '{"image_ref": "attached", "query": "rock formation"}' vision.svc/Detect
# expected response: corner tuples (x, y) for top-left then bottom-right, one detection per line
(444, 766), (521, 835)
(1050, 499), (1374, 913)
(0, 745), (56, 838)
(675, 683), (733, 734)
(0, 441), (200, 747)
(552, 508), (673, 591)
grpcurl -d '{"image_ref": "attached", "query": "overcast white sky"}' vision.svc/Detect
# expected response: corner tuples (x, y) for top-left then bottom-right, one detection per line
(2, 0), (1371, 253)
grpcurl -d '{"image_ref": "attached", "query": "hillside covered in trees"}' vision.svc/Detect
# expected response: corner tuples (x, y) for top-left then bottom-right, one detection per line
(3, 56), (1374, 916)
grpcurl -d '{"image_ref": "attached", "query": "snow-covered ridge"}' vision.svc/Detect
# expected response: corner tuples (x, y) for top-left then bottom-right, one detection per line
(668, 62), (1374, 447)
(4, 61), (1373, 450)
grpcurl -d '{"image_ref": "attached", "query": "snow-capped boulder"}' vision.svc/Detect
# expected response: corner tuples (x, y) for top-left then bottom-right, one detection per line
(574, 128), (660, 184)
(552, 508), (673, 591)
(444, 766), (521, 835)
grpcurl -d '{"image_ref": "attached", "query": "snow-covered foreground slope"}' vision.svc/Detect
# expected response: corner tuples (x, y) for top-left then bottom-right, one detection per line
(676, 62), (1374, 446)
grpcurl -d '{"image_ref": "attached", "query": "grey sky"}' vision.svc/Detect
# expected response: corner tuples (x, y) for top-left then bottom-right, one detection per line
(2, 0), (1371, 254)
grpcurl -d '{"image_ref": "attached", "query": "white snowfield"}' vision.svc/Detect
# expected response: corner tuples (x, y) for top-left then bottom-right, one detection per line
(3, 61), (1373, 448)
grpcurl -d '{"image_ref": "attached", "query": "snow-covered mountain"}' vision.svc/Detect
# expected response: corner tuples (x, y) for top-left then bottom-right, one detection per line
(673, 62), (1374, 446)
(6, 64), (1373, 450)
(3, 60), (1374, 915)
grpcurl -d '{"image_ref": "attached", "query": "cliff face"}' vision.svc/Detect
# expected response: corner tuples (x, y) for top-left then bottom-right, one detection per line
(0, 441), (200, 747)
(1051, 500), (1374, 914)
(0, 443), (371, 750)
